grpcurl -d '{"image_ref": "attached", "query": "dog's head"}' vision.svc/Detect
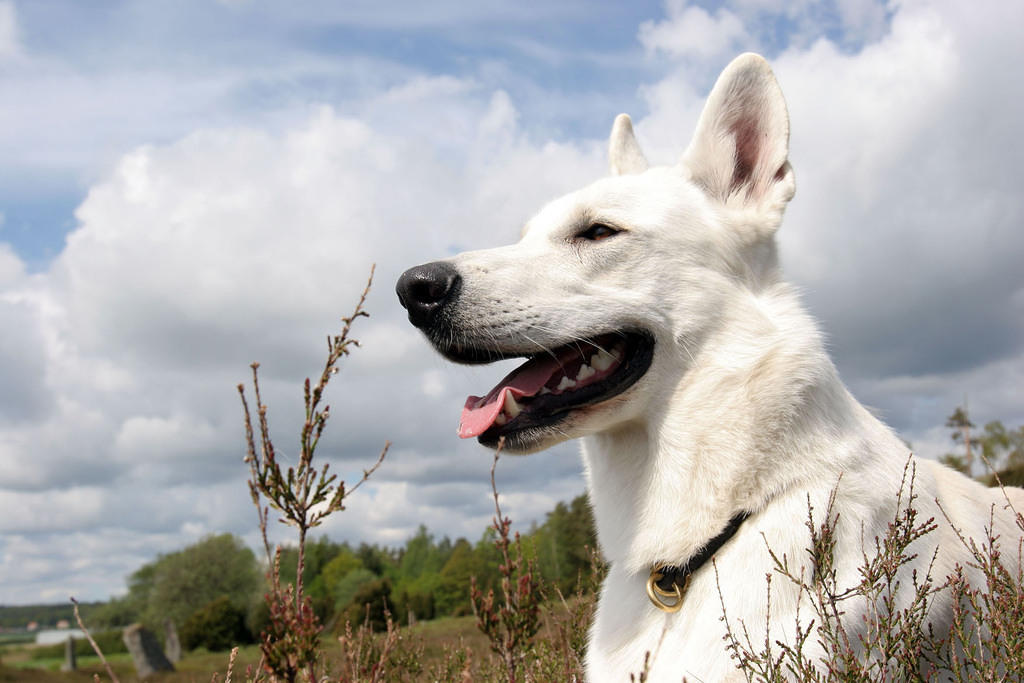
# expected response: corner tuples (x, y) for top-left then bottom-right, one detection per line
(397, 54), (796, 453)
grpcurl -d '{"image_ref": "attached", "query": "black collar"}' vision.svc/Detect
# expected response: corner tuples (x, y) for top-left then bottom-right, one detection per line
(651, 511), (750, 598)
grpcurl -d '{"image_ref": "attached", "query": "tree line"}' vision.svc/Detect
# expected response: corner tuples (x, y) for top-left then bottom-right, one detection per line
(940, 408), (1024, 485)
(0, 602), (102, 630)
(79, 493), (596, 650)
(5, 406), (1019, 654)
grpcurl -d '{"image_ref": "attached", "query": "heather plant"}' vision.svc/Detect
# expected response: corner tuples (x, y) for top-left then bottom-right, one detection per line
(470, 446), (545, 683)
(718, 460), (1024, 682)
(335, 607), (419, 683)
(524, 582), (594, 682)
(254, 557), (321, 683)
(239, 266), (389, 682)
(927, 474), (1024, 680)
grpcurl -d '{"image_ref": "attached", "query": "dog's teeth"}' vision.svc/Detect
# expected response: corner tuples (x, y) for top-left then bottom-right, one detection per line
(556, 376), (577, 391)
(494, 413), (508, 426)
(503, 391), (522, 418)
(539, 386), (551, 395)
(576, 364), (596, 381)
(591, 350), (615, 371)
(611, 345), (624, 360)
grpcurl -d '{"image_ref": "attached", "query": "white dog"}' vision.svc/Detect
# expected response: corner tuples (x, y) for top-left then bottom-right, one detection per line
(397, 54), (1023, 681)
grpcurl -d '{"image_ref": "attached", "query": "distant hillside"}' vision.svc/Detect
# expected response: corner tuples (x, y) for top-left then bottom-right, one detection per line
(0, 602), (101, 630)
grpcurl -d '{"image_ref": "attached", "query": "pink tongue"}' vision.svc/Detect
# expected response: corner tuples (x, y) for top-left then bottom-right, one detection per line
(458, 357), (560, 438)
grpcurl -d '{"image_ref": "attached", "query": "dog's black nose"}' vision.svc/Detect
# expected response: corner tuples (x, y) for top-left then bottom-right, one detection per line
(396, 261), (461, 328)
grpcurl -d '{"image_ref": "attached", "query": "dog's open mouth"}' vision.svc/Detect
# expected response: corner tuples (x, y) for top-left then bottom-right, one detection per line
(458, 331), (654, 444)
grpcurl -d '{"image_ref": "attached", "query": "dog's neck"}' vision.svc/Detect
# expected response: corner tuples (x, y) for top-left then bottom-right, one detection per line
(581, 285), (884, 575)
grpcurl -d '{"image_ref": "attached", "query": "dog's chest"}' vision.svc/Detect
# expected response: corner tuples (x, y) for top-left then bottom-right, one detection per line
(588, 561), (766, 682)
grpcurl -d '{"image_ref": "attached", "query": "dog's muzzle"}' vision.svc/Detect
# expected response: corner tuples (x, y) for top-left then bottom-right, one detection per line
(396, 261), (461, 328)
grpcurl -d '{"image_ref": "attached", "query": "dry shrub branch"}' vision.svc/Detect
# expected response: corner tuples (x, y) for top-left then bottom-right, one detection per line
(471, 444), (543, 683)
(238, 265), (389, 682)
(718, 459), (1024, 681)
(70, 596), (122, 683)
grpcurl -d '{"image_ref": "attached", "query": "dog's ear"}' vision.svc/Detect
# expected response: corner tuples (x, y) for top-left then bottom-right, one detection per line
(682, 53), (795, 220)
(608, 114), (649, 176)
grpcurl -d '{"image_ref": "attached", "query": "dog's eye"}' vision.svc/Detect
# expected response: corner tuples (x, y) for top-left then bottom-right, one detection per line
(577, 224), (619, 242)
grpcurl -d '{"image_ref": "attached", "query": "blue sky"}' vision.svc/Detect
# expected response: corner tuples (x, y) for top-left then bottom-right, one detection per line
(2, 1), (669, 267)
(0, 0), (889, 268)
(1, 0), (1023, 604)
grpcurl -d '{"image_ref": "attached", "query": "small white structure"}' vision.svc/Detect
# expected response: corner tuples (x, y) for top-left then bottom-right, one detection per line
(35, 628), (85, 645)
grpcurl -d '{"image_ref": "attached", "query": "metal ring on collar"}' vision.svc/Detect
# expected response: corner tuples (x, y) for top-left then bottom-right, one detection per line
(647, 565), (688, 613)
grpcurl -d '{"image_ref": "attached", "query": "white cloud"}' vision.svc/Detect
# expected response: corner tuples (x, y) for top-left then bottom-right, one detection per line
(0, 242), (25, 285)
(769, 0), (1024, 383)
(2, 0), (1023, 604)
(630, 0), (1024, 450)
(0, 58), (606, 600)
(420, 369), (446, 398)
(0, 1), (21, 60)
(0, 526), (227, 601)
(0, 298), (49, 425)
(851, 350), (1024, 457)
(834, 0), (889, 42)
(0, 38), (425, 207)
(639, 2), (749, 62)
(637, 0), (891, 66)
(728, 0), (891, 49)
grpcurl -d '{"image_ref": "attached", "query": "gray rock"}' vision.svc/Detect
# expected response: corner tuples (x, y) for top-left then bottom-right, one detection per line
(163, 619), (181, 663)
(60, 635), (76, 672)
(123, 623), (175, 677)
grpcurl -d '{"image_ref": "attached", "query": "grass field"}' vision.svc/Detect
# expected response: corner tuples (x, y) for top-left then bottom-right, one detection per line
(3, 642), (261, 682)
(0, 614), (495, 682)
(0, 636), (34, 647)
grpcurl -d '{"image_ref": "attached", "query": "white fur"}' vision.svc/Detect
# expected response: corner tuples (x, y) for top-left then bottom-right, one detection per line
(420, 53), (1024, 681)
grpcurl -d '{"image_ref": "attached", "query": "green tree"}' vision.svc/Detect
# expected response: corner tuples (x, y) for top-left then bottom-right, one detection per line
(316, 548), (363, 603)
(394, 582), (435, 624)
(941, 407), (1024, 484)
(88, 596), (138, 629)
(355, 542), (392, 576)
(531, 494), (597, 593)
(179, 596), (250, 652)
(941, 405), (978, 475)
(277, 537), (345, 589)
(435, 538), (477, 616)
(390, 525), (453, 623)
(126, 533), (260, 630)
(340, 578), (394, 632)
(332, 567), (377, 615)
(978, 420), (1024, 487)
(279, 538), (349, 622)
(398, 526), (445, 579)
(124, 562), (158, 620)
(979, 421), (1024, 468)
(435, 528), (505, 619)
